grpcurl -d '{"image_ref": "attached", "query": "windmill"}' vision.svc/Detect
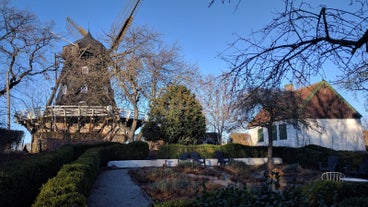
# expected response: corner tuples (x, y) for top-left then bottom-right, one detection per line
(15, 0), (143, 153)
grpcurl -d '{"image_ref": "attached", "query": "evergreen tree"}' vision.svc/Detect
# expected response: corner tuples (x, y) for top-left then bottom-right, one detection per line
(144, 85), (206, 144)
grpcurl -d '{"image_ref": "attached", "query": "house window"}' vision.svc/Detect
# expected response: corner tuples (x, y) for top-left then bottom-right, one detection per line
(257, 128), (264, 142)
(279, 124), (287, 140)
(272, 125), (277, 141)
(82, 66), (89, 75)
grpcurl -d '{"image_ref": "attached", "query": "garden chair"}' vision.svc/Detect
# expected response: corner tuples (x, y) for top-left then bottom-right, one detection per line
(321, 172), (345, 182)
(214, 151), (231, 166)
(319, 155), (339, 172)
(178, 152), (190, 164)
(189, 152), (205, 166)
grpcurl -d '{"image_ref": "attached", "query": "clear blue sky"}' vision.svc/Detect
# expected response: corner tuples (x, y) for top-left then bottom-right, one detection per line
(11, 0), (367, 143)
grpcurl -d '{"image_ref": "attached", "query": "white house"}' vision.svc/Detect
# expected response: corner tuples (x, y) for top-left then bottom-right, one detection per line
(247, 80), (366, 151)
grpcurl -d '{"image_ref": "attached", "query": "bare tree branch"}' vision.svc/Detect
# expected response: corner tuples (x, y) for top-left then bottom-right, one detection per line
(0, 0), (57, 97)
(223, 0), (368, 92)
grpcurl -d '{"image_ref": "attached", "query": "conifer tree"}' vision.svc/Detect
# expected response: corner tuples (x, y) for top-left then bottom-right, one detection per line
(144, 85), (206, 144)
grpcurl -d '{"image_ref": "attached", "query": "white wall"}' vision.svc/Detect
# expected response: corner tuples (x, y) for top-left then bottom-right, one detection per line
(248, 119), (366, 151)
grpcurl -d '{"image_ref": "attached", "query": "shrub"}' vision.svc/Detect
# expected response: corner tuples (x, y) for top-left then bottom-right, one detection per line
(33, 142), (148, 206)
(338, 197), (368, 207)
(0, 144), (86, 207)
(302, 180), (368, 207)
(110, 141), (149, 160)
(32, 147), (104, 207)
(156, 144), (220, 159)
(154, 199), (194, 207)
(0, 128), (24, 152)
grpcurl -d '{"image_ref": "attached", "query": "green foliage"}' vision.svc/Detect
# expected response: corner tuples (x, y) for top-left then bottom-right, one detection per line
(0, 128), (24, 152)
(338, 197), (368, 207)
(142, 121), (162, 142)
(32, 147), (104, 207)
(156, 144), (221, 159)
(302, 180), (368, 207)
(154, 199), (194, 207)
(156, 144), (368, 172)
(110, 141), (149, 160)
(32, 142), (149, 206)
(156, 143), (268, 159)
(0, 144), (84, 207)
(222, 143), (267, 158)
(146, 85), (206, 144)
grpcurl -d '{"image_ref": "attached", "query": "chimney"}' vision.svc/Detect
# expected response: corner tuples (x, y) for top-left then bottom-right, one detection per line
(284, 83), (294, 91)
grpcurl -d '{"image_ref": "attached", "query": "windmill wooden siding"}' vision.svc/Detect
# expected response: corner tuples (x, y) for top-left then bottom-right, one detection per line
(247, 80), (366, 151)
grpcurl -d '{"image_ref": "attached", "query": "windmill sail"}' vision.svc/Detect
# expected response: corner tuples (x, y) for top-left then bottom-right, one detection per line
(110, 0), (141, 52)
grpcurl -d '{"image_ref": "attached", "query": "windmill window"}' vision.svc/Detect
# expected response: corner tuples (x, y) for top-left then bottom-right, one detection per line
(61, 84), (67, 94)
(257, 128), (264, 142)
(80, 84), (88, 93)
(82, 66), (89, 75)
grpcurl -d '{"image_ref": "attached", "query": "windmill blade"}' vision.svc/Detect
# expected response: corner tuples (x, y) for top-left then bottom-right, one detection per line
(66, 17), (88, 37)
(109, 0), (142, 52)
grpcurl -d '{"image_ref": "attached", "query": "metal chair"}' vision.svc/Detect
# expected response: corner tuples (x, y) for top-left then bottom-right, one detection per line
(321, 172), (345, 182)
(189, 152), (205, 166)
(214, 151), (231, 166)
(178, 152), (190, 163)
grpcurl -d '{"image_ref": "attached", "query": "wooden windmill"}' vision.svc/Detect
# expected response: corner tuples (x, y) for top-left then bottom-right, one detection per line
(15, 0), (142, 153)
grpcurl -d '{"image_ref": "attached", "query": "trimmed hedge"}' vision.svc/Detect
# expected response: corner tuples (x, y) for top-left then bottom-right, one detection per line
(32, 147), (105, 207)
(0, 144), (89, 207)
(156, 144), (368, 171)
(32, 141), (149, 206)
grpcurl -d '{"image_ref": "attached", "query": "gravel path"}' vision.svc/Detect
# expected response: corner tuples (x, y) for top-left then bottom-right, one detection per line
(88, 169), (153, 207)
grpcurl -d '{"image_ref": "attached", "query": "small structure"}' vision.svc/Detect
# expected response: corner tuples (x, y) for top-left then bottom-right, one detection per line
(247, 80), (366, 151)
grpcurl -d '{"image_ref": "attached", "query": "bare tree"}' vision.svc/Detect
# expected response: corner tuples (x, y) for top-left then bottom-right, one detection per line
(237, 86), (309, 170)
(198, 74), (237, 144)
(111, 26), (199, 142)
(223, 0), (368, 93)
(0, 0), (56, 97)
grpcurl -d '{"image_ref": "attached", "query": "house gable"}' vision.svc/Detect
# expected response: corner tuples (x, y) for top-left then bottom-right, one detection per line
(245, 81), (365, 151)
(299, 80), (361, 119)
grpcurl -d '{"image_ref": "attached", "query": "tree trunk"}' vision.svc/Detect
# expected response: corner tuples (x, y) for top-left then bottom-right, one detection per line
(126, 105), (140, 142)
(266, 125), (274, 170)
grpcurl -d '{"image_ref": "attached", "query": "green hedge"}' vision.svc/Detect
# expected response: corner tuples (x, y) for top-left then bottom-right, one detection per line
(32, 147), (106, 207)
(155, 144), (367, 171)
(0, 144), (89, 207)
(156, 143), (268, 159)
(32, 141), (149, 206)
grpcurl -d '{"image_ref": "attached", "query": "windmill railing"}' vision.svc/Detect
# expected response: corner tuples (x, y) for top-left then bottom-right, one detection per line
(15, 105), (146, 122)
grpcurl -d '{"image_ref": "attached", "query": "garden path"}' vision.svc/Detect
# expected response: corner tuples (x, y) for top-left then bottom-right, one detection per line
(87, 169), (153, 207)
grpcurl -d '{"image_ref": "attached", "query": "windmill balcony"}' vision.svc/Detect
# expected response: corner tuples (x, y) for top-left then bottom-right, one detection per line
(15, 105), (146, 123)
